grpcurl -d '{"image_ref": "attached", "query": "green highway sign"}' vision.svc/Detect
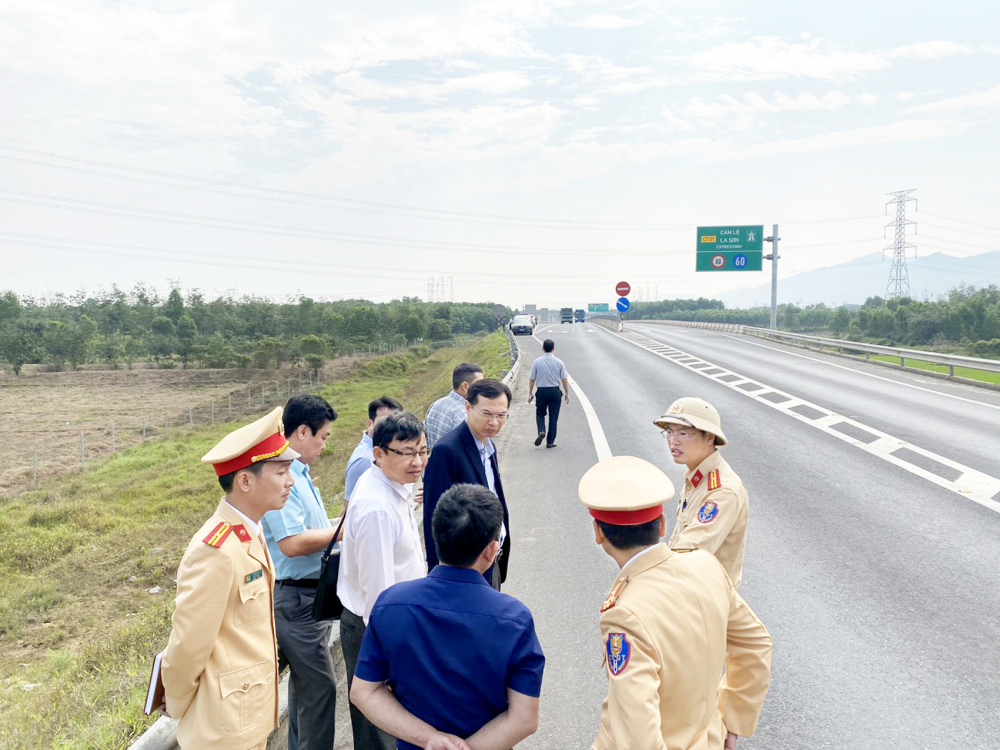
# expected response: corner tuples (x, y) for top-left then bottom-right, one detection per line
(588, 303), (609, 312)
(696, 225), (763, 272)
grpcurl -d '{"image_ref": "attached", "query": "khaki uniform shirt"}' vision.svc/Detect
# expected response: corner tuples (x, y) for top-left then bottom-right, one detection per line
(162, 500), (280, 750)
(668, 451), (748, 589)
(594, 545), (771, 750)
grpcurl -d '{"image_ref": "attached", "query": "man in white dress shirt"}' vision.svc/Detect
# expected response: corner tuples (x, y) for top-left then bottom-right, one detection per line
(338, 411), (428, 750)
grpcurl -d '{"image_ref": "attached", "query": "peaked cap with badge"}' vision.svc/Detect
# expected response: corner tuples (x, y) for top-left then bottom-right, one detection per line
(162, 408), (294, 749)
(654, 397), (750, 589)
(580, 457), (772, 750)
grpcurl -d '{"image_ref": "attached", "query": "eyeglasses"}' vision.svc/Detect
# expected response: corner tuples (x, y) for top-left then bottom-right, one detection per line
(660, 428), (698, 441)
(471, 404), (509, 421)
(383, 446), (431, 459)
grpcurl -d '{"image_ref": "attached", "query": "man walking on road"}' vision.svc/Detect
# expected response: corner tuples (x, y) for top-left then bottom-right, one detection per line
(351, 484), (544, 750)
(261, 395), (339, 750)
(422, 379), (512, 590)
(579, 456), (771, 750)
(527, 339), (569, 448)
(338, 412), (428, 750)
(424, 363), (483, 449)
(654, 397), (750, 589)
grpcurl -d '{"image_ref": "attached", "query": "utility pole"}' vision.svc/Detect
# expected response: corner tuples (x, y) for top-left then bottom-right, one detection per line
(764, 225), (780, 329)
(884, 190), (917, 299)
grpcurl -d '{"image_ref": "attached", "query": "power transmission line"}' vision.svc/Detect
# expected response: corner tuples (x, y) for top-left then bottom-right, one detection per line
(884, 190), (917, 299)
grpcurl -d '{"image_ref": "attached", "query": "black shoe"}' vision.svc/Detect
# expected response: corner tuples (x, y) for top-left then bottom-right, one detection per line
(546, 442), (557, 448)
(534, 431), (545, 446)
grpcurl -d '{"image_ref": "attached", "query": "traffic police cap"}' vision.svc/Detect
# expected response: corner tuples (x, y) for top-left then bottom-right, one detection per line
(653, 397), (728, 446)
(202, 406), (300, 476)
(579, 456), (675, 525)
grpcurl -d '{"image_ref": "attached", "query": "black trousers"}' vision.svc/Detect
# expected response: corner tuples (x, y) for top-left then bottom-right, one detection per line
(274, 584), (336, 750)
(535, 386), (562, 445)
(340, 608), (396, 750)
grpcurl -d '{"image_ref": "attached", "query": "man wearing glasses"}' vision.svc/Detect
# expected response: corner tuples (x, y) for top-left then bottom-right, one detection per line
(423, 379), (513, 590)
(338, 412), (429, 750)
(654, 397), (749, 590)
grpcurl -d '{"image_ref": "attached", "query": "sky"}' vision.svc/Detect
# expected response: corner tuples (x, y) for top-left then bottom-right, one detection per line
(1, 0), (999, 310)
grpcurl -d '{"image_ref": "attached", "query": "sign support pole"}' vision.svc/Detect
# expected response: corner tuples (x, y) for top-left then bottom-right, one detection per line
(764, 224), (780, 329)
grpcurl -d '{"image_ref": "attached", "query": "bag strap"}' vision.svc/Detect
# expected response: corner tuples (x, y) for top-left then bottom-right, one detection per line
(323, 512), (348, 557)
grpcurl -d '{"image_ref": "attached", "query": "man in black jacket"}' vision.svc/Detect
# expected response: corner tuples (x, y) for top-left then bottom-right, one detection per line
(422, 378), (512, 589)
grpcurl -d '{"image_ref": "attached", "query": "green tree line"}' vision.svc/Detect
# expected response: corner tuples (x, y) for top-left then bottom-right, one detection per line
(626, 285), (1000, 357)
(0, 286), (506, 374)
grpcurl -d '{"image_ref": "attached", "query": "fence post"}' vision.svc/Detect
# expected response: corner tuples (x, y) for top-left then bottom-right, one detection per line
(189, 409), (194, 425)
(80, 433), (85, 465)
(33, 447), (37, 487)
(143, 418), (147, 443)
(309, 370), (313, 386)
(247, 388), (251, 409)
(165, 414), (170, 439)
(261, 387), (266, 407)
(288, 377), (292, 396)
(112, 421), (116, 453)
(228, 394), (232, 418)
(211, 401), (215, 422)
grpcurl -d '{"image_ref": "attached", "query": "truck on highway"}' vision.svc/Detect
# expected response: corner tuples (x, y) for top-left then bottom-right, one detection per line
(560, 307), (574, 324)
(574, 309), (586, 323)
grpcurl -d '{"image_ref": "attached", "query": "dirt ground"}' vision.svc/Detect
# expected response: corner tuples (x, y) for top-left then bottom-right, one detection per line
(0, 360), (358, 497)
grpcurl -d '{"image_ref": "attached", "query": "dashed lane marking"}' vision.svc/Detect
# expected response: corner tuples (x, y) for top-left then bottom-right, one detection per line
(603, 327), (1000, 512)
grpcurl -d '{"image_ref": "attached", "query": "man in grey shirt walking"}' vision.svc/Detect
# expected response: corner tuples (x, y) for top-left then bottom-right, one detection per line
(527, 339), (570, 448)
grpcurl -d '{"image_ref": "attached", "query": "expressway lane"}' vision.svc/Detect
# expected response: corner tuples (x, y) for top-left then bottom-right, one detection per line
(498, 322), (1000, 749)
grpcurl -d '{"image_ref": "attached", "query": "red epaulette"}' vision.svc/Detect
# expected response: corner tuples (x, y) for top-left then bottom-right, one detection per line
(707, 469), (721, 491)
(203, 522), (233, 548)
(601, 577), (629, 612)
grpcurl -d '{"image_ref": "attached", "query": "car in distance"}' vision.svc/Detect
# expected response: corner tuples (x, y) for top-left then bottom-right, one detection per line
(511, 314), (535, 335)
(560, 307), (574, 324)
(574, 309), (586, 323)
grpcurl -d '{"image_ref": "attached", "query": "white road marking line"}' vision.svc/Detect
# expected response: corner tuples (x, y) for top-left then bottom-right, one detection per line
(601, 327), (1000, 512)
(531, 331), (613, 463)
(647, 325), (1000, 413)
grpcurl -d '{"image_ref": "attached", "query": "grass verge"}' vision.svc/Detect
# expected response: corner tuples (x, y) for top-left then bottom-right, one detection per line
(866, 354), (1000, 384)
(0, 333), (510, 750)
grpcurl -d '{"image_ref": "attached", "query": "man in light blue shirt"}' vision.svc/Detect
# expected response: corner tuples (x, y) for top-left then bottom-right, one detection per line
(527, 339), (570, 448)
(262, 395), (339, 750)
(424, 363), (483, 449)
(344, 396), (403, 502)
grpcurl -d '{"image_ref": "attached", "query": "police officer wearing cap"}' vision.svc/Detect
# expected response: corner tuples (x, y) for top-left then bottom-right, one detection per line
(655, 397), (750, 589)
(161, 407), (299, 750)
(580, 456), (772, 750)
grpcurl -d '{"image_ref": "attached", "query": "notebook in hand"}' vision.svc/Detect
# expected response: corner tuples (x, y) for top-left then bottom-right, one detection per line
(143, 652), (165, 716)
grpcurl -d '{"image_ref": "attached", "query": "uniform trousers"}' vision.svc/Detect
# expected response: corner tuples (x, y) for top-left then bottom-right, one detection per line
(340, 608), (396, 750)
(274, 583), (337, 750)
(534, 386), (563, 445)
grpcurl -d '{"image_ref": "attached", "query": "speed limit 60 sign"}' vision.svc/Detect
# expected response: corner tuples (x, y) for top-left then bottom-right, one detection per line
(696, 226), (763, 272)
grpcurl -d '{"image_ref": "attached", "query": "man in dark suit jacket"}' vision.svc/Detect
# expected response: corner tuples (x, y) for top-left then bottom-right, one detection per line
(423, 378), (512, 589)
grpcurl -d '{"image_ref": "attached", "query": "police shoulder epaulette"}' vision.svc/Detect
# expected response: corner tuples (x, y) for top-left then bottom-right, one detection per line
(707, 469), (721, 491)
(601, 576), (629, 612)
(203, 521), (233, 548)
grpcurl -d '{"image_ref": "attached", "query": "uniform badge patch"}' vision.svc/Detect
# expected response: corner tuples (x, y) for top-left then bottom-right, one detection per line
(606, 633), (631, 676)
(707, 469), (721, 491)
(203, 522), (233, 547)
(698, 501), (719, 523)
(691, 470), (704, 488)
(244, 569), (264, 583)
(232, 525), (253, 543)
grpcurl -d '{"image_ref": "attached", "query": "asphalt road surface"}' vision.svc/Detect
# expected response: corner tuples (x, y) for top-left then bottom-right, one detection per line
(497, 321), (1000, 750)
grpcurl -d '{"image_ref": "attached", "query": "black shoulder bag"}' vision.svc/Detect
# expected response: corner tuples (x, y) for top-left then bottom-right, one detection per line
(312, 513), (348, 621)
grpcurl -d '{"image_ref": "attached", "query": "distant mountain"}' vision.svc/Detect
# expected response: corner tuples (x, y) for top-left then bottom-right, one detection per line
(717, 251), (1000, 309)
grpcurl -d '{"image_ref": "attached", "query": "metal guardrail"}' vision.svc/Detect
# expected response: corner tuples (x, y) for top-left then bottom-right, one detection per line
(743, 327), (1000, 376)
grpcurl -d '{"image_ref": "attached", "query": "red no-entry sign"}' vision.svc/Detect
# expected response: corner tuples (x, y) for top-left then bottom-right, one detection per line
(615, 281), (631, 296)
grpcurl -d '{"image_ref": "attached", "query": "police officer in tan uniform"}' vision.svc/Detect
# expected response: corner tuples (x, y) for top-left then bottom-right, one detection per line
(161, 407), (299, 750)
(580, 456), (772, 750)
(655, 397), (750, 589)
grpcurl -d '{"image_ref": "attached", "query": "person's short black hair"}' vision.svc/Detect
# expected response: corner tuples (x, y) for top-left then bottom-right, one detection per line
(467, 378), (511, 407)
(218, 462), (264, 493)
(452, 363), (483, 390)
(542, 339), (555, 353)
(372, 411), (425, 449)
(596, 517), (662, 550)
(432, 484), (504, 567)
(283, 395), (337, 437)
(368, 396), (403, 421)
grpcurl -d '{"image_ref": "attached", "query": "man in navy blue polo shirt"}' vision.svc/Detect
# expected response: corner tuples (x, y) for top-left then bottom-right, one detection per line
(350, 484), (545, 750)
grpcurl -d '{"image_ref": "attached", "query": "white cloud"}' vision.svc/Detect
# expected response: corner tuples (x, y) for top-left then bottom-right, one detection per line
(681, 91), (851, 120)
(571, 13), (643, 29)
(902, 85), (1000, 114)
